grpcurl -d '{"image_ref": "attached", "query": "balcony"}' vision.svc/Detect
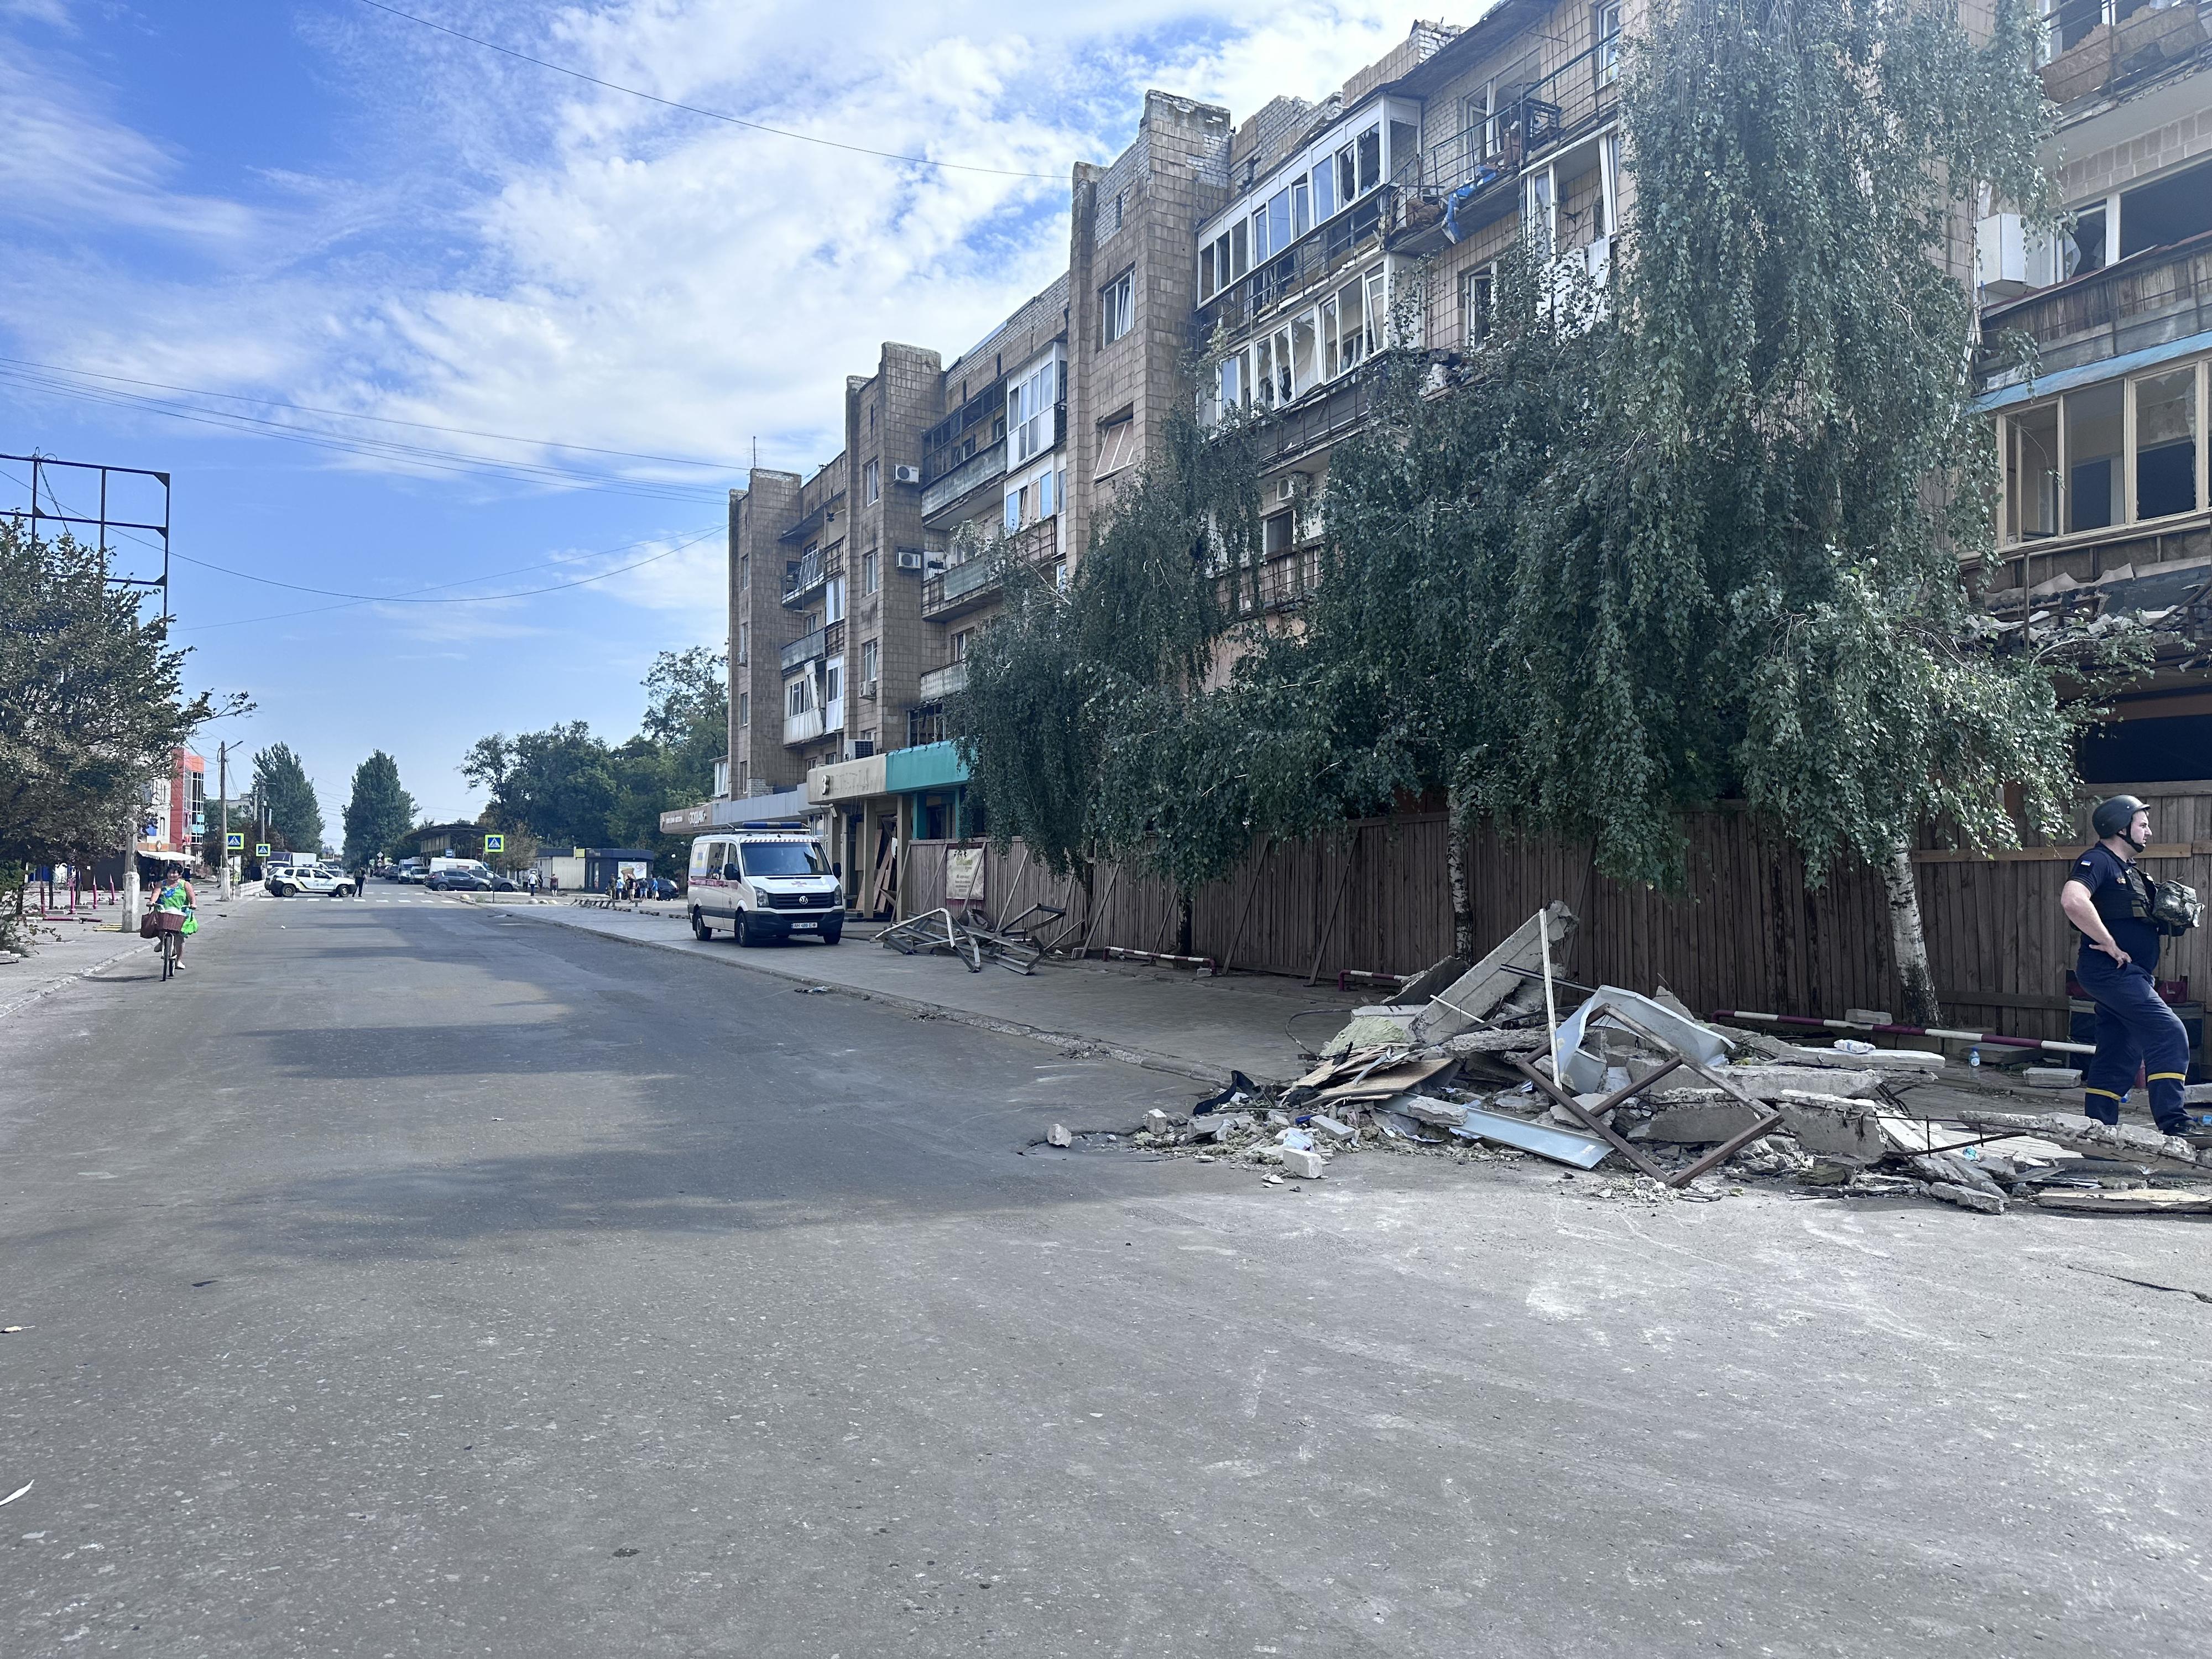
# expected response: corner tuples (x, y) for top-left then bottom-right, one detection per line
(1193, 195), (1387, 351)
(921, 437), (1006, 518)
(1232, 372), (1378, 471)
(921, 520), (1060, 620)
(1978, 230), (2212, 388)
(781, 544), (834, 606)
(2037, 2), (2206, 112)
(779, 618), (844, 674)
(782, 693), (846, 749)
(917, 660), (969, 702)
(1387, 34), (1621, 260)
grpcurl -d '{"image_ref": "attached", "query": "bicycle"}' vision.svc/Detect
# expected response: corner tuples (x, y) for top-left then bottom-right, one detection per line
(159, 921), (182, 980)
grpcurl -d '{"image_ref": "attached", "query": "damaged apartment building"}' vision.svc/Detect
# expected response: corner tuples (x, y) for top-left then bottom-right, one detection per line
(1978, 0), (2212, 779)
(711, 0), (2203, 906)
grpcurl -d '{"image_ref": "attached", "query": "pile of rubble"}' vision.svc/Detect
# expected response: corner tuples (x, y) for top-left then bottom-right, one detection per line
(1057, 904), (2212, 1217)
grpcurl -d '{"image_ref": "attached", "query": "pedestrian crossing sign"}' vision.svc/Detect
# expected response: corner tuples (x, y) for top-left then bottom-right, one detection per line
(255, 842), (271, 857)
(484, 833), (505, 853)
(226, 832), (244, 851)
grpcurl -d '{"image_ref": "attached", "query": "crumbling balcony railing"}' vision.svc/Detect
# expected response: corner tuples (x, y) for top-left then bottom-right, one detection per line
(1392, 30), (1620, 219)
(1977, 229), (2212, 385)
(2036, 1), (2207, 111)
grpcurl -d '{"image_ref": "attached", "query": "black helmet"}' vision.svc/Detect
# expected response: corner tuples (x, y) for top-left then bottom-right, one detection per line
(2091, 794), (2148, 844)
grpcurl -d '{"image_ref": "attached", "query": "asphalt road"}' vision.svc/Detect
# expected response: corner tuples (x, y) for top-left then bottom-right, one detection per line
(3, 898), (2208, 1657)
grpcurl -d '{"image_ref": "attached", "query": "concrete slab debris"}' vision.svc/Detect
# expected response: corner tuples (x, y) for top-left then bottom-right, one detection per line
(2024, 1067), (2084, 1088)
(1307, 1115), (1355, 1141)
(2035, 1187), (2212, 1214)
(1047, 1124), (1072, 1148)
(1640, 1103), (1772, 1145)
(1279, 1147), (1326, 1178)
(1408, 904), (1578, 1042)
(1924, 1180), (2006, 1215)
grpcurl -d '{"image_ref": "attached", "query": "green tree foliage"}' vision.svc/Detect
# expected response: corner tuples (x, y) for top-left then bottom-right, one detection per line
(949, 399), (1272, 894)
(1, 521), (229, 950)
(463, 650), (727, 874)
(341, 750), (417, 869)
(252, 742), (325, 854)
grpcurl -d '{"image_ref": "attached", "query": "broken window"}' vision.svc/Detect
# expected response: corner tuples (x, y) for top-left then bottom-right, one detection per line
(1356, 126), (1381, 195)
(1290, 312), (1317, 398)
(1101, 271), (1135, 345)
(2119, 158), (2212, 260)
(2065, 381), (2124, 533)
(1365, 268), (1389, 352)
(1336, 144), (1357, 207)
(1292, 176), (1311, 238)
(950, 628), (971, 663)
(860, 638), (878, 685)
(1097, 416), (1136, 476)
(2136, 368), (2199, 520)
(1595, 1), (1622, 86)
(1254, 336), (1277, 408)
(1004, 486), (1021, 533)
(1263, 510), (1295, 557)
(1037, 467), (1056, 519)
(1312, 155), (1336, 222)
(1199, 241), (1216, 300)
(1271, 325), (1295, 403)
(861, 547), (878, 595)
(1462, 265), (1494, 348)
(1321, 296), (1342, 377)
(1336, 278), (1367, 371)
(2068, 205), (2107, 276)
(1266, 187), (1291, 257)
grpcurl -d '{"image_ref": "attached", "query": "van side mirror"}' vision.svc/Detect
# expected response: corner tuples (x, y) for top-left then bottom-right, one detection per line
(722, 863), (742, 880)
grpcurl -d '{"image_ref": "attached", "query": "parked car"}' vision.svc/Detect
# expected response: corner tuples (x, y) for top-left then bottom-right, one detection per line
(267, 867), (355, 898)
(490, 876), (522, 892)
(686, 832), (843, 946)
(644, 876), (680, 901)
(427, 870), (493, 892)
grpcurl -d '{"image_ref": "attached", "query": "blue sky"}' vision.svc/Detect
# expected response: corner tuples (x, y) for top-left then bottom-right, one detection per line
(2, 0), (1431, 828)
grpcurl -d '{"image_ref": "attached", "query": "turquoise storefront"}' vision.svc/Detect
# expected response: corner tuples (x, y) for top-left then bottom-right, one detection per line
(885, 740), (976, 842)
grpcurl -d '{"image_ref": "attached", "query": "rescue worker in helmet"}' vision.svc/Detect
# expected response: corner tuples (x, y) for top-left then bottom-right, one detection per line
(2058, 795), (2191, 1136)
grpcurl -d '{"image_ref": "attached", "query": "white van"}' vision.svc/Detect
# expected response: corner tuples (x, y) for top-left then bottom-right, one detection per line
(687, 832), (844, 946)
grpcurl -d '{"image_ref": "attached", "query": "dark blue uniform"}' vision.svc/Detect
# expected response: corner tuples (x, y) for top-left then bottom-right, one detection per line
(2069, 843), (2190, 1134)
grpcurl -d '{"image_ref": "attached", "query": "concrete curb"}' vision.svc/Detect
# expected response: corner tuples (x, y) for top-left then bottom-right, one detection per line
(493, 904), (1230, 1087)
(0, 940), (153, 1021)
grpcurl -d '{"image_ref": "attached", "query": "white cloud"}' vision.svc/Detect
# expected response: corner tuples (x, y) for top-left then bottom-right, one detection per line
(2, 2), (1457, 489)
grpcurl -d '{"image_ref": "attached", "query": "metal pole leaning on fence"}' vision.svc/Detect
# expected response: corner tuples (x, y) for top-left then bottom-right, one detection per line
(1714, 1007), (2096, 1057)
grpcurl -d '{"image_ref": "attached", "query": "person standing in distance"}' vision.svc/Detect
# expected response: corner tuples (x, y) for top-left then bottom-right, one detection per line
(2059, 795), (2192, 1136)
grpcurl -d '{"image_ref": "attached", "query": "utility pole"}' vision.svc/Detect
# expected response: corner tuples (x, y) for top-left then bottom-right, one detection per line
(216, 742), (233, 900)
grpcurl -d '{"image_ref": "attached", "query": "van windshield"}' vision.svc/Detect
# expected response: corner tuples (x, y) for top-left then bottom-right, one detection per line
(740, 842), (828, 878)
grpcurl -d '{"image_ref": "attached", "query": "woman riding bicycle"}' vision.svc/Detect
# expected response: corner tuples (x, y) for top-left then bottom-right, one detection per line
(152, 863), (197, 969)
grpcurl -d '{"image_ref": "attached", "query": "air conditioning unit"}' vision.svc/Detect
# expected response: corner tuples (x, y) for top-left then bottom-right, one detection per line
(896, 549), (925, 571)
(1976, 212), (2058, 299)
(861, 679), (879, 700)
(851, 739), (877, 759)
(892, 464), (922, 485)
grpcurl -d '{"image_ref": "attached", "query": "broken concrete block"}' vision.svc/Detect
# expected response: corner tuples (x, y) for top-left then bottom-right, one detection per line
(1394, 1094), (1468, 1129)
(1143, 1109), (1173, 1136)
(1775, 1094), (1892, 1163)
(1390, 956), (1472, 1006)
(1308, 1115), (1355, 1141)
(1640, 1103), (1770, 1145)
(1046, 1124), (1072, 1148)
(1844, 1008), (1892, 1027)
(2024, 1067), (2083, 1088)
(1911, 1151), (2006, 1201)
(1653, 1065), (1882, 1102)
(1279, 1146), (1326, 1178)
(1924, 1179), (2006, 1215)
(1277, 1127), (1316, 1152)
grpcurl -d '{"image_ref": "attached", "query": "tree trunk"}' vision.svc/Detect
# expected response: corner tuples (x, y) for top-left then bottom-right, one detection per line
(1884, 839), (1941, 1028)
(1176, 888), (1193, 958)
(1446, 782), (1475, 961)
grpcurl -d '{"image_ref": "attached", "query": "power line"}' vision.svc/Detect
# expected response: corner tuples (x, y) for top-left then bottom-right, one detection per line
(0, 354), (745, 471)
(0, 366), (727, 502)
(169, 524), (719, 603)
(171, 526), (723, 632)
(351, 0), (1062, 180)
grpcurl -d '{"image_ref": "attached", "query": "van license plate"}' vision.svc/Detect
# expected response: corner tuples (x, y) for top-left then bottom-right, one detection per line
(791, 921), (816, 931)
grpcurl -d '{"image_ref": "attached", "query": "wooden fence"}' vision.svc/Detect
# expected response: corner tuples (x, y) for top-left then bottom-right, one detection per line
(901, 781), (2211, 1041)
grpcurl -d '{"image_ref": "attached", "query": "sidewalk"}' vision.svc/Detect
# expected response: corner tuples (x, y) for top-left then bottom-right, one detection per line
(503, 899), (1369, 1085)
(0, 888), (270, 1019)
